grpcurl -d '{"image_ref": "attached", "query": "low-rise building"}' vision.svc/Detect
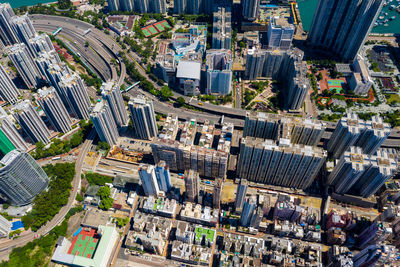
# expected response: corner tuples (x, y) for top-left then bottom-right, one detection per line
(179, 202), (219, 227)
(142, 196), (177, 218)
(170, 240), (212, 265)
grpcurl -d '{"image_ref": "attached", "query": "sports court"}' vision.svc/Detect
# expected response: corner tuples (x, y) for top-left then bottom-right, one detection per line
(141, 20), (171, 37)
(68, 228), (99, 259)
(327, 79), (345, 93)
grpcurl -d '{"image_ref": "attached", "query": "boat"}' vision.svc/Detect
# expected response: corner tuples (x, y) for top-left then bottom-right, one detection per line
(384, 23), (389, 26)
(379, 15), (385, 19)
(390, 16), (396, 20)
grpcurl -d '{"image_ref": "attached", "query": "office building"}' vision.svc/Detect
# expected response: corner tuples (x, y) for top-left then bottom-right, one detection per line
(37, 87), (72, 133)
(351, 149), (397, 198)
(0, 3), (18, 46)
(242, 0), (260, 21)
(205, 49), (232, 95)
(355, 116), (391, 156)
(0, 214), (11, 238)
(327, 113), (366, 159)
(7, 43), (43, 88)
(237, 137), (326, 189)
(11, 14), (36, 46)
(267, 16), (295, 50)
(58, 72), (91, 120)
(308, 0), (384, 61)
(139, 164), (161, 196)
(213, 178), (223, 209)
(12, 100), (51, 144)
(212, 7), (232, 50)
(101, 82), (128, 128)
(240, 196), (257, 227)
(128, 95), (157, 140)
(0, 64), (19, 104)
(0, 149), (49, 206)
(235, 178), (248, 213)
(91, 100), (119, 146)
(176, 61), (201, 96)
(154, 161), (172, 192)
(184, 170), (199, 202)
(327, 146), (371, 195)
(0, 115), (28, 152)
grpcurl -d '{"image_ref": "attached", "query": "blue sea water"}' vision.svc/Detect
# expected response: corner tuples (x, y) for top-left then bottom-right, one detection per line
(0, 0), (54, 8)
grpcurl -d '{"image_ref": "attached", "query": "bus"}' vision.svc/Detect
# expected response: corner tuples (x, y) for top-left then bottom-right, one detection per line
(83, 28), (92, 35)
(53, 27), (62, 36)
(52, 156), (61, 161)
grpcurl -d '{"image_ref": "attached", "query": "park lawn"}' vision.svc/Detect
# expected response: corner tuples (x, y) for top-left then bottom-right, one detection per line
(385, 93), (400, 104)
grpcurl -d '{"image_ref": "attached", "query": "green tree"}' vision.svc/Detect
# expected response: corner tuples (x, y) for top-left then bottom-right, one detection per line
(176, 96), (185, 106)
(160, 86), (173, 101)
(58, 0), (72, 9)
(98, 186), (113, 210)
(98, 141), (110, 150)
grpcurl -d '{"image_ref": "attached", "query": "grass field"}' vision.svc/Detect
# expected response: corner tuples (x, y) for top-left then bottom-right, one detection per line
(385, 93), (400, 104)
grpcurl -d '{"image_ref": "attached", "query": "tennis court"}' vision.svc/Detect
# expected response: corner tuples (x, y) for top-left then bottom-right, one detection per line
(68, 229), (99, 259)
(141, 20), (171, 37)
(327, 79), (345, 93)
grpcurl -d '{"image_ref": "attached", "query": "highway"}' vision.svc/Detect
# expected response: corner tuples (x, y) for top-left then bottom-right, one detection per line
(30, 15), (126, 85)
(0, 129), (96, 257)
(27, 15), (400, 148)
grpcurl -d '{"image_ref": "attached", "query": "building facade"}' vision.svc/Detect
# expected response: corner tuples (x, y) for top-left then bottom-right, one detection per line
(0, 150), (49, 206)
(128, 96), (158, 140)
(91, 100), (119, 146)
(308, 0), (384, 61)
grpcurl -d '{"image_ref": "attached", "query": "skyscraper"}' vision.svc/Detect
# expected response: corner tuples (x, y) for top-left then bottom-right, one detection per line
(0, 214), (11, 238)
(12, 100), (51, 144)
(213, 178), (223, 209)
(0, 149), (49, 206)
(235, 178), (248, 213)
(101, 82), (128, 127)
(90, 100), (119, 146)
(58, 73), (91, 120)
(355, 116), (391, 156)
(184, 169), (199, 202)
(267, 16), (295, 50)
(107, 0), (120, 11)
(11, 14), (36, 46)
(154, 160), (172, 192)
(242, 0), (260, 21)
(327, 146), (370, 195)
(308, 0), (384, 61)
(128, 96), (158, 140)
(237, 137), (326, 189)
(138, 164), (161, 196)
(351, 149), (397, 198)
(205, 49), (232, 95)
(7, 43), (43, 88)
(0, 64), (19, 104)
(212, 7), (232, 50)
(244, 112), (280, 140)
(0, 114), (28, 152)
(173, 0), (213, 14)
(240, 196), (257, 227)
(327, 113), (366, 159)
(0, 3), (18, 46)
(29, 34), (57, 56)
(37, 87), (72, 133)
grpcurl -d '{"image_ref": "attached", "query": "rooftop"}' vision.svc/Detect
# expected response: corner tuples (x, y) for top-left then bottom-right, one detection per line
(176, 61), (201, 80)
